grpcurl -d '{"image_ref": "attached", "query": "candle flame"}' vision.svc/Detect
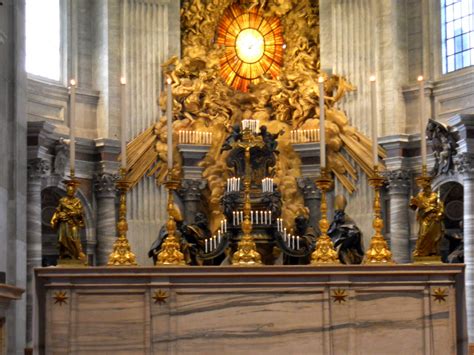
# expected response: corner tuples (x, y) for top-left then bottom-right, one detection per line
(70, 79), (76, 86)
(417, 75), (424, 82)
(318, 76), (324, 83)
(120, 77), (126, 85)
(166, 77), (172, 85)
(369, 75), (376, 82)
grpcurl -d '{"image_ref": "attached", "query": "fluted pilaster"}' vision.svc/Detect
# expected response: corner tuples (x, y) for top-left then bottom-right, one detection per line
(298, 177), (321, 231)
(26, 158), (50, 344)
(94, 173), (118, 265)
(123, 0), (180, 265)
(385, 169), (412, 263)
(179, 179), (207, 224)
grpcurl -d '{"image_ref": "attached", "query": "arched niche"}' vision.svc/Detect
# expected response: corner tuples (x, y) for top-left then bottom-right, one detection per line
(433, 177), (463, 262)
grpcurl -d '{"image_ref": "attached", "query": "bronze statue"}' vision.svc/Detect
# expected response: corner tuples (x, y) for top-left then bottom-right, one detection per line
(409, 184), (445, 257)
(50, 181), (86, 262)
(327, 195), (364, 264)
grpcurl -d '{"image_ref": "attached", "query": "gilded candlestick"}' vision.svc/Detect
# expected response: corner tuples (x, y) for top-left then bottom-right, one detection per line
(231, 135), (262, 266)
(155, 172), (186, 266)
(311, 169), (339, 265)
(364, 167), (393, 264)
(108, 169), (137, 266)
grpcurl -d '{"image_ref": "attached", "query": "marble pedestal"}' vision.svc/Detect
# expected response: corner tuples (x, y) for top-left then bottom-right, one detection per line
(34, 265), (467, 355)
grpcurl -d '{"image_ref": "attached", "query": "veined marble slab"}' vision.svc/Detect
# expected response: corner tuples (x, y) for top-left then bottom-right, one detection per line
(34, 265), (467, 355)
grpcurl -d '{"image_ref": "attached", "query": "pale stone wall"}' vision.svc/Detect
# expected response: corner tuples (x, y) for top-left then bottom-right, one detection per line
(0, 0), (27, 353)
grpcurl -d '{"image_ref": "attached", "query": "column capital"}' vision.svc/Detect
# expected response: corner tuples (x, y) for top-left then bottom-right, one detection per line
(27, 158), (51, 179)
(455, 152), (474, 176)
(178, 179), (206, 200)
(297, 177), (320, 199)
(93, 173), (118, 197)
(384, 169), (411, 192)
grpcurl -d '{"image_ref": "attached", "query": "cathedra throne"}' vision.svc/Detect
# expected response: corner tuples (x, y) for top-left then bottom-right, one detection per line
(195, 122), (316, 265)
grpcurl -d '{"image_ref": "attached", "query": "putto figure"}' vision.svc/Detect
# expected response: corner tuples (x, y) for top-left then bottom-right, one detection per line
(50, 181), (87, 263)
(409, 183), (445, 258)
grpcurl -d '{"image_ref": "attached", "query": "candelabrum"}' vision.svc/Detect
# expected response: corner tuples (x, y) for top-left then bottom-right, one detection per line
(311, 168), (340, 264)
(155, 172), (186, 266)
(231, 136), (262, 266)
(363, 166), (393, 264)
(108, 169), (137, 266)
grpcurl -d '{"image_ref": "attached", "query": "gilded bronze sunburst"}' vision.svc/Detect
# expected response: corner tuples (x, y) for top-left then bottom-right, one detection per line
(216, 3), (284, 92)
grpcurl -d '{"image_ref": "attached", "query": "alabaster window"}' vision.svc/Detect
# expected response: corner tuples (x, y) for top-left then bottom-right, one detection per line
(441, 0), (474, 73)
(25, 0), (63, 81)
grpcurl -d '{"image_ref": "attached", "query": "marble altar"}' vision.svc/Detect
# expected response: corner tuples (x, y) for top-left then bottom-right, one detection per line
(34, 265), (466, 355)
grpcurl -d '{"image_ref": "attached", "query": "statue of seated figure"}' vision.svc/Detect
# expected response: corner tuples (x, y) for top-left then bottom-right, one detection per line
(327, 195), (364, 264)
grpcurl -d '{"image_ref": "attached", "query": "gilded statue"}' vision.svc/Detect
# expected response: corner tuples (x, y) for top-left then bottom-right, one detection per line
(50, 181), (86, 262)
(409, 183), (445, 257)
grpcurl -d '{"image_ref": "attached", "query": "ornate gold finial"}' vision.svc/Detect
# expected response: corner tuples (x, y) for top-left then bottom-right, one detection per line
(311, 169), (339, 264)
(155, 175), (186, 266)
(410, 168), (444, 263)
(231, 141), (262, 266)
(108, 169), (137, 266)
(364, 167), (393, 264)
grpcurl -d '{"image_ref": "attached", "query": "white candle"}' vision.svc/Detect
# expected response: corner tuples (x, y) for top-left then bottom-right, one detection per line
(224, 219), (227, 232)
(251, 211), (253, 224)
(370, 75), (378, 167)
(240, 211), (243, 223)
(120, 77), (127, 169)
(69, 79), (76, 175)
(297, 236), (300, 249)
(233, 211), (236, 225)
(269, 211), (272, 223)
(318, 76), (326, 169)
(418, 75), (427, 169)
(205, 239), (208, 253)
(220, 220), (224, 233)
(166, 77), (173, 169)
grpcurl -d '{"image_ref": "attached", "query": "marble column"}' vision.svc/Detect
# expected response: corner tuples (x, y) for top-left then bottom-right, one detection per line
(94, 173), (118, 265)
(456, 153), (474, 343)
(179, 179), (207, 224)
(385, 169), (412, 263)
(26, 158), (50, 345)
(297, 177), (321, 231)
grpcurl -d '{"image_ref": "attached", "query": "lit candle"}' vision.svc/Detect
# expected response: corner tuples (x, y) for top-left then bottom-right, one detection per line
(69, 79), (76, 175)
(120, 77), (127, 169)
(166, 77), (173, 170)
(205, 239), (208, 253)
(233, 211), (236, 225)
(224, 219), (227, 232)
(297, 236), (300, 249)
(370, 75), (378, 167)
(418, 75), (427, 169)
(318, 76), (326, 169)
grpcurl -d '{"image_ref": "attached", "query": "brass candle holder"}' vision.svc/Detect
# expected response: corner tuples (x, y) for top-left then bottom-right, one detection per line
(155, 172), (186, 266)
(311, 168), (340, 264)
(231, 140), (262, 266)
(108, 169), (137, 266)
(363, 166), (393, 264)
